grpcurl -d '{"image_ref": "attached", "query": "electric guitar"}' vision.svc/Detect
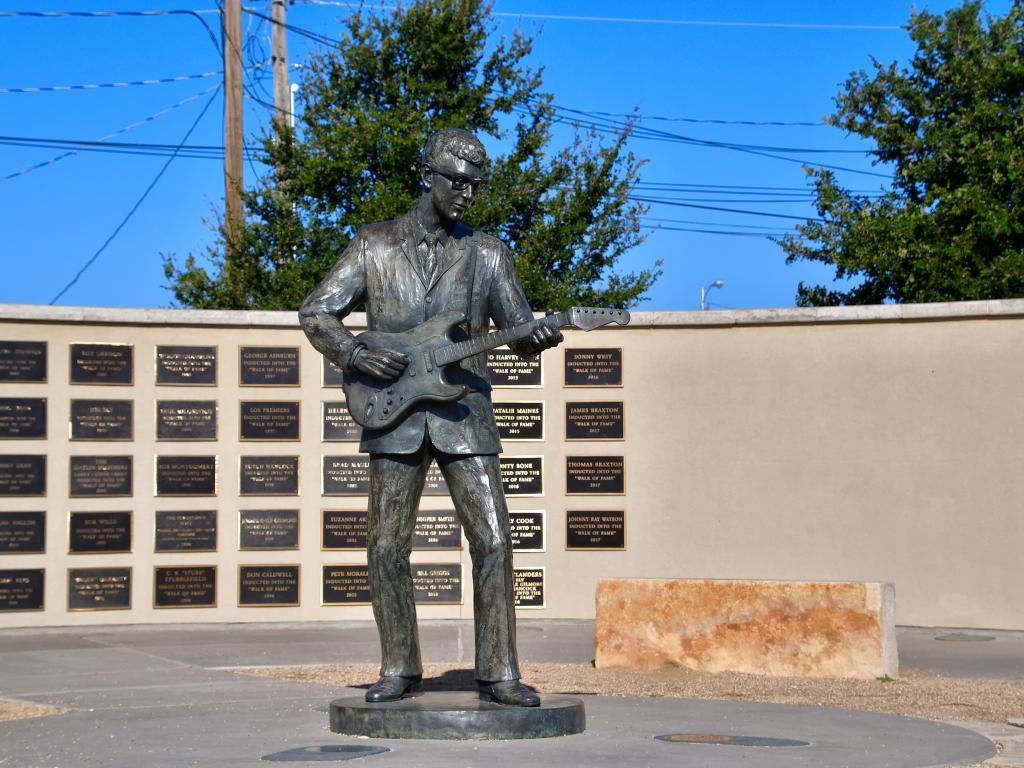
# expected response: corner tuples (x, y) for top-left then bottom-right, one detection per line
(342, 306), (630, 429)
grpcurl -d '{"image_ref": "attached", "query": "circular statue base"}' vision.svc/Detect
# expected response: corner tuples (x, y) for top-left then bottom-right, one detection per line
(328, 692), (585, 740)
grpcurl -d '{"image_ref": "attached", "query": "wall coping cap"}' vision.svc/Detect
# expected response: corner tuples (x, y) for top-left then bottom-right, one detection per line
(1, 300), (1024, 328)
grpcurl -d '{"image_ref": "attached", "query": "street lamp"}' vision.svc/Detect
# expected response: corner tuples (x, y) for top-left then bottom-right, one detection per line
(289, 83), (299, 129)
(700, 280), (725, 311)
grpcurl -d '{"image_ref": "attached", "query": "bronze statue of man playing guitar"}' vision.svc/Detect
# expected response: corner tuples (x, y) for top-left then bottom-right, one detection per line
(300, 129), (625, 707)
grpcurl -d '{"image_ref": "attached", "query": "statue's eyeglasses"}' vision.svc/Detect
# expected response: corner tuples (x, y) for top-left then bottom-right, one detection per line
(428, 167), (486, 192)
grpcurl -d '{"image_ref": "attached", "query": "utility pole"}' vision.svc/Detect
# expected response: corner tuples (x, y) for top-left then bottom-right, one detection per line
(271, 0), (290, 132)
(222, 0), (244, 247)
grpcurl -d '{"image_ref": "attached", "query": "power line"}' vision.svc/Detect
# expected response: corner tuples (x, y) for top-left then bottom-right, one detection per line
(644, 216), (794, 231)
(632, 195), (821, 222)
(643, 223), (785, 237)
(0, 84), (223, 182)
(1, 127), (891, 200)
(490, 12), (903, 31)
(2, 133), (831, 222)
(540, 106), (891, 178)
(48, 87), (222, 305)
(503, 96), (892, 178)
(240, 14), (275, 180)
(633, 188), (881, 200)
(242, 6), (338, 47)
(0, 70), (222, 94)
(239, 15), (846, 135)
(0, 136), (237, 159)
(547, 103), (870, 154)
(594, 110), (824, 128)
(245, 7), (892, 155)
(636, 181), (883, 193)
(0, 8), (219, 14)
(297, 2), (903, 31)
(0, 62), (286, 94)
(638, 196), (820, 204)
(0, 9), (223, 56)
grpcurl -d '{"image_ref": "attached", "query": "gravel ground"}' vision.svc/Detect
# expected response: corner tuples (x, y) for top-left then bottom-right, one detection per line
(235, 662), (1024, 725)
(0, 701), (65, 723)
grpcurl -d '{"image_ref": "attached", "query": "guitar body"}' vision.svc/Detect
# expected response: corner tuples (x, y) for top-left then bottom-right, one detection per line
(342, 311), (469, 429)
(341, 305), (630, 431)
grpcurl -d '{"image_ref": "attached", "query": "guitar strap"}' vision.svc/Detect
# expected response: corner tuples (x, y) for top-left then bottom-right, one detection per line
(465, 228), (477, 340)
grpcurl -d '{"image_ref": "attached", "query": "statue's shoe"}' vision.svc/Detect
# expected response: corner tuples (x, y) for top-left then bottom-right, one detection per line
(477, 679), (540, 707)
(365, 674), (422, 703)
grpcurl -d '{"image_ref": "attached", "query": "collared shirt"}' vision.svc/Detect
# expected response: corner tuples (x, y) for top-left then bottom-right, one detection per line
(415, 208), (450, 282)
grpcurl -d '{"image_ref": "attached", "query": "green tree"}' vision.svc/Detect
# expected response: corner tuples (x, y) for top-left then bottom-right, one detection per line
(164, 0), (659, 311)
(777, 1), (1024, 306)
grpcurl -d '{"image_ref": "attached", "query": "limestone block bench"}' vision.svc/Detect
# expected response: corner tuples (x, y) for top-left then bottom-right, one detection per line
(595, 578), (896, 679)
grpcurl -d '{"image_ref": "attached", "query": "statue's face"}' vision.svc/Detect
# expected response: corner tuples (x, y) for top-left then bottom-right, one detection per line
(423, 153), (485, 224)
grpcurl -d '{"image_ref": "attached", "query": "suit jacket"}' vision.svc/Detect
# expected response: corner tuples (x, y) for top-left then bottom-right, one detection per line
(299, 208), (537, 455)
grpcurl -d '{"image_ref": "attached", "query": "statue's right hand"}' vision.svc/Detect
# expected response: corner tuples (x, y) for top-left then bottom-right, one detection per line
(352, 347), (409, 380)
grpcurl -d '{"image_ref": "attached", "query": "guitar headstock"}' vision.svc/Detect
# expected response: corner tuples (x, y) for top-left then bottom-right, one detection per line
(565, 306), (631, 331)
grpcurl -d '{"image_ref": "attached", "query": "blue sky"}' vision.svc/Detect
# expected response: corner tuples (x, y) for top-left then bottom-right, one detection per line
(0, 0), (1008, 311)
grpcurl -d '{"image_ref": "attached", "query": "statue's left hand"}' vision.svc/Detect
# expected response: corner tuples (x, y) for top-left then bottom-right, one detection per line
(527, 324), (563, 353)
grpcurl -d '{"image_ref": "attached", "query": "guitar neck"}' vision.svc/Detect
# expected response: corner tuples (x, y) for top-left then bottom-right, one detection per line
(434, 312), (569, 367)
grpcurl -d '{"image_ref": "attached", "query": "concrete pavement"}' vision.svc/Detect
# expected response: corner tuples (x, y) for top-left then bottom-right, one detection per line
(0, 620), (1018, 767)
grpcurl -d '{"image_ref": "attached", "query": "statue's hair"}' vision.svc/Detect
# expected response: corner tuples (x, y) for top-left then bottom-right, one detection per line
(422, 128), (487, 168)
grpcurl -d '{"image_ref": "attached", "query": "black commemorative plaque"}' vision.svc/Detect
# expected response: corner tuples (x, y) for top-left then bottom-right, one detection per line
(240, 401), (300, 441)
(0, 455), (45, 496)
(70, 343), (133, 385)
(156, 401), (217, 441)
(514, 567), (545, 608)
(154, 566), (216, 608)
(0, 569), (44, 611)
(240, 346), (300, 386)
(68, 567), (131, 611)
(154, 510), (217, 552)
(0, 511), (45, 553)
(494, 402), (544, 441)
(499, 456), (543, 497)
(510, 510), (544, 552)
(412, 563), (462, 604)
(323, 455), (370, 495)
(566, 401), (624, 441)
(155, 345), (217, 385)
(239, 564), (300, 606)
(423, 461), (450, 496)
(322, 564), (370, 605)
(487, 347), (542, 387)
(155, 455), (216, 496)
(323, 359), (345, 387)
(566, 509), (626, 550)
(0, 398), (46, 439)
(70, 400), (132, 441)
(566, 455), (625, 495)
(322, 509), (367, 550)
(564, 348), (622, 387)
(322, 402), (361, 441)
(70, 456), (131, 497)
(239, 509), (299, 550)
(69, 511), (132, 554)
(413, 510), (461, 550)
(240, 456), (299, 496)
(0, 341), (46, 383)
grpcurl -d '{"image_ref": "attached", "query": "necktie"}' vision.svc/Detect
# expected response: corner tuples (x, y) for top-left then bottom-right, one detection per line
(423, 234), (438, 283)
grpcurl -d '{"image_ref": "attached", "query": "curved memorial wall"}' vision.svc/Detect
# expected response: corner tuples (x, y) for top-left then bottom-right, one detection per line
(1, 302), (1023, 630)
